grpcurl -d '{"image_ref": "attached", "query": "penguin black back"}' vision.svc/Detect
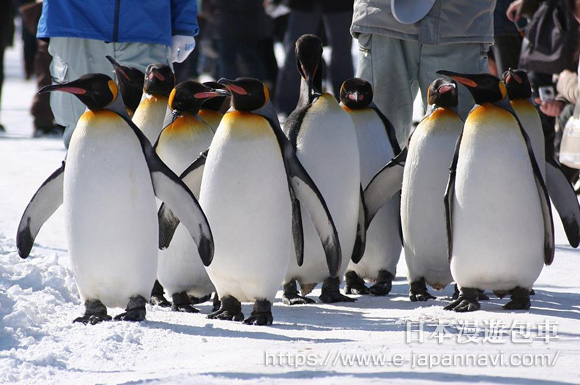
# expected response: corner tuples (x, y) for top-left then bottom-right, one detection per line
(144, 64), (175, 97)
(502, 69), (532, 100)
(340, 78), (373, 109)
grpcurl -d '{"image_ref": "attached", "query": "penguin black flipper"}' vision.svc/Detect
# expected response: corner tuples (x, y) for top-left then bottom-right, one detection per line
(545, 157), (580, 248)
(289, 185), (304, 266)
(444, 129), (464, 261)
(508, 110), (555, 265)
(158, 150), (208, 249)
(119, 114), (214, 266)
(283, 102), (314, 149)
(351, 185), (368, 264)
(363, 147), (407, 226)
(17, 162), (66, 259)
(255, 102), (342, 277)
(369, 102), (401, 154)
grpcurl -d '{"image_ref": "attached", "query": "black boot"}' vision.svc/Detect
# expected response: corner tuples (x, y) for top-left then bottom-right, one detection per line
(243, 299), (273, 325)
(319, 277), (356, 303)
(115, 295), (147, 321)
(444, 287), (481, 312)
(207, 295), (244, 321)
(409, 277), (436, 302)
(345, 271), (369, 295)
(150, 280), (171, 307)
(73, 299), (112, 325)
(369, 270), (394, 296)
(171, 291), (200, 313)
(504, 286), (531, 310)
(282, 279), (315, 305)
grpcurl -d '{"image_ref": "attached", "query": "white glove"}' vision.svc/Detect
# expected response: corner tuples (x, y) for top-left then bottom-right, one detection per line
(171, 35), (196, 63)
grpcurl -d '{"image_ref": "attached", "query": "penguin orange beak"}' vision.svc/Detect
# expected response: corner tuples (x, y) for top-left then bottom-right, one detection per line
(149, 68), (165, 82)
(194, 89), (230, 99)
(438, 84), (455, 95)
(106, 55), (130, 81)
(437, 70), (478, 88)
(218, 79), (247, 95)
(39, 83), (87, 95)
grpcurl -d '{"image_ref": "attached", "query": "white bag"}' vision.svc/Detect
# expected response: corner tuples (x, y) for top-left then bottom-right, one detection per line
(559, 115), (580, 169)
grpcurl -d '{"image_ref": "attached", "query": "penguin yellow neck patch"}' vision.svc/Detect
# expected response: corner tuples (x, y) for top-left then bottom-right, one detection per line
(107, 80), (118, 101)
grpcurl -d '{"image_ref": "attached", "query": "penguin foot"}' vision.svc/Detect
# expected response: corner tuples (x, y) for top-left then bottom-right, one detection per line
(282, 280), (316, 305)
(171, 292), (199, 313)
(319, 277), (356, 303)
(73, 299), (111, 325)
(345, 271), (369, 295)
(150, 280), (171, 307)
(212, 293), (221, 312)
(493, 290), (509, 299)
(243, 299), (273, 326)
(369, 270), (395, 296)
(410, 278), (436, 302)
(189, 293), (212, 305)
(503, 287), (531, 310)
(114, 295), (147, 322)
(530, 289), (536, 296)
(478, 290), (490, 301)
(207, 295), (244, 321)
(444, 287), (481, 312)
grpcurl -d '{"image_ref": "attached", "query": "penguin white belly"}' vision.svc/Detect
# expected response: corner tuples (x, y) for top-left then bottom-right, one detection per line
(156, 115), (215, 297)
(402, 109), (462, 289)
(286, 94), (360, 284)
(511, 100), (545, 178)
(451, 108), (544, 290)
(201, 113), (292, 302)
(132, 94), (170, 144)
(346, 109), (400, 279)
(65, 111), (158, 309)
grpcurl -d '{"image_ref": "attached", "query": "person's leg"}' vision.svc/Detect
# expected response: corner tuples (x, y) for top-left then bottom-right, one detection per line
(321, 11), (354, 99)
(236, 40), (267, 80)
(48, 38), (115, 147)
(31, 39), (56, 135)
(420, 43), (489, 122)
(355, 33), (420, 146)
(274, 10), (322, 117)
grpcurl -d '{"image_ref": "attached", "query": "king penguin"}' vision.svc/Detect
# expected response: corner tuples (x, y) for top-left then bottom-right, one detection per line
(437, 70), (554, 312)
(282, 34), (362, 304)
(503, 68), (580, 251)
(17, 73), (214, 324)
(198, 81), (229, 131)
(132, 64), (175, 144)
(155, 81), (220, 312)
(400, 78), (464, 301)
(339, 78), (402, 296)
(106, 55), (144, 118)
(171, 77), (340, 325)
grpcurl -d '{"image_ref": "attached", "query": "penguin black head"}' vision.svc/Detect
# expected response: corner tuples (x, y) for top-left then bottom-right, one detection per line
(436, 70), (506, 105)
(502, 68), (532, 100)
(39, 73), (118, 111)
(143, 64), (175, 97)
(295, 34), (323, 96)
(427, 78), (458, 108)
(168, 80), (228, 114)
(218, 77), (269, 112)
(201, 81), (230, 112)
(106, 55), (144, 114)
(340, 78), (373, 109)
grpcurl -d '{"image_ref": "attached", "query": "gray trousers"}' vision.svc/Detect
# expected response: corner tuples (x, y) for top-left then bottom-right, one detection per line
(355, 33), (489, 146)
(48, 37), (171, 148)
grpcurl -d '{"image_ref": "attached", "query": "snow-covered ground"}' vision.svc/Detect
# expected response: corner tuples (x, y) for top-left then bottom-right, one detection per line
(1, 41), (580, 385)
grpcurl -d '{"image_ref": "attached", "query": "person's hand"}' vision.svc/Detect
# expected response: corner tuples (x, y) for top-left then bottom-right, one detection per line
(506, 0), (523, 22)
(171, 35), (196, 63)
(537, 99), (566, 117)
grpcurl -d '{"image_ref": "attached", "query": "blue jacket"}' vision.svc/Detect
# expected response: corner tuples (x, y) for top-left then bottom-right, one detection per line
(37, 0), (198, 46)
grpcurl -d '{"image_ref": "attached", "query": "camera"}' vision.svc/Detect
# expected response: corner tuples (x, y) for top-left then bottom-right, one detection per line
(538, 85), (555, 102)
